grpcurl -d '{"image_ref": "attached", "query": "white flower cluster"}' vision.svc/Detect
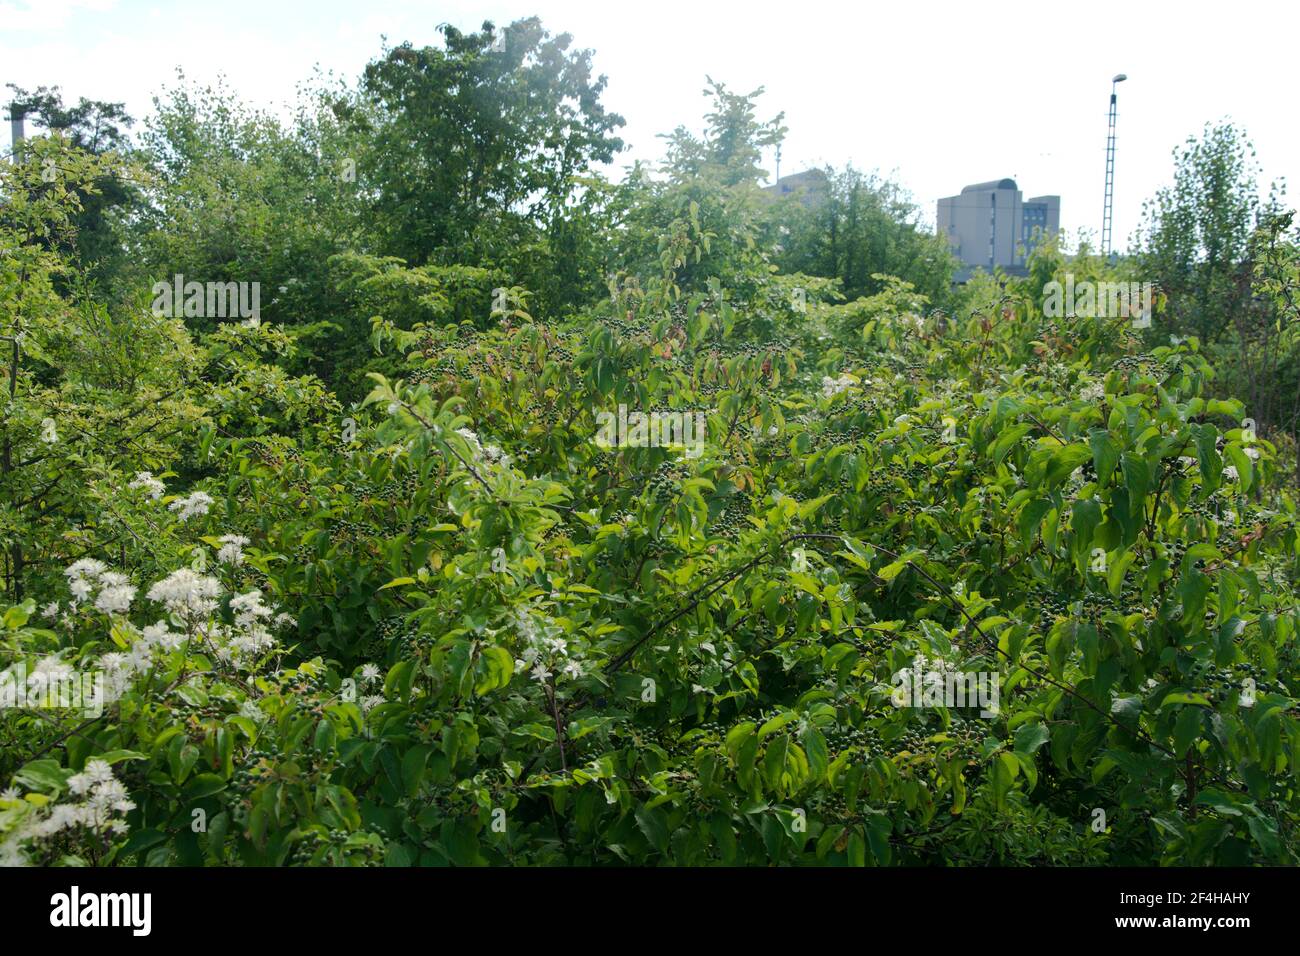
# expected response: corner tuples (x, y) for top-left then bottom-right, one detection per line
(52, 564), (292, 680)
(168, 490), (213, 521)
(892, 652), (960, 685)
(146, 568), (221, 620)
(821, 374), (857, 398)
(454, 427), (512, 469)
(217, 534), (250, 566)
(1, 654), (77, 707)
(65, 560), (137, 616)
(1079, 380), (1105, 402)
(0, 760), (133, 866)
(512, 607), (585, 684)
(128, 471), (166, 500)
(143, 572), (284, 668)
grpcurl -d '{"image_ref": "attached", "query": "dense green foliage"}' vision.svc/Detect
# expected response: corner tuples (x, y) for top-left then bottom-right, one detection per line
(4, 18), (1300, 867)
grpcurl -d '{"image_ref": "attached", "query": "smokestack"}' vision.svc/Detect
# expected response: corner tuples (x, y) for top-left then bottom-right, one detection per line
(9, 103), (24, 158)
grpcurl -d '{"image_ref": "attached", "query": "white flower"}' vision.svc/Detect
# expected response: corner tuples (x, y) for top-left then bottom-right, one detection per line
(68, 759), (114, 796)
(69, 578), (93, 602)
(530, 662), (553, 683)
(561, 660), (584, 680)
(94, 583), (137, 615)
(229, 589), (272, 627)
(1079, 381), (1105, 402)
(128, 471), (166, 500)
(141, 620), (184, 652)
(513, 608), (539, 643)
(41, 602), (59, 620)
(146, 569), (221, 619)
(361, 694), (385, 712)
(821, 374), (855, 398)
(217, 534), (250, 566)
(65, 559), (107, 582)
(359, 663), (381, 685)
(1223, 465), (1239, 482)
(168, 490), (213, 521)
(272, 612), (297, 629)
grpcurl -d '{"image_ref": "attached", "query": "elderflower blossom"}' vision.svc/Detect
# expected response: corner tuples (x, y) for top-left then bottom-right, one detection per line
(128, 471), (166, 500)
(217, 534), (250, 566)
(168, 490), (213, 521)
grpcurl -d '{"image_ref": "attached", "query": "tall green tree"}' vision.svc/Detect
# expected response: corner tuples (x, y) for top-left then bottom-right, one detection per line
(349, 18), (625, 274)
(765, 166), (956, 305)
(1138, 122), (1277, 344)
(5, 84), (136, 287)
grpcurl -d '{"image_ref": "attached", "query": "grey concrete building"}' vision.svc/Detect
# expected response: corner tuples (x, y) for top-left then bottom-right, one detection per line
(764, 169), (831, 208)
(936, 179), (1059, 279)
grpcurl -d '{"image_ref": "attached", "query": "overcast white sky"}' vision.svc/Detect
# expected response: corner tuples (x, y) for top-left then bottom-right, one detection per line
(2, 0), (1296, 251)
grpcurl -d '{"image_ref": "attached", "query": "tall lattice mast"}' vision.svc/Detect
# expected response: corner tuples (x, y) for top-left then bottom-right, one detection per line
(1101, 73), (1127, 256)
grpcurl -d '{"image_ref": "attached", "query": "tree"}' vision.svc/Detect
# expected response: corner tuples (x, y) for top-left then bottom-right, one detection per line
(1138, 122), (1276, 344)
(766, 166), (957, 304)
(5, 84), (137, 286)
(349, 18), (625, 271)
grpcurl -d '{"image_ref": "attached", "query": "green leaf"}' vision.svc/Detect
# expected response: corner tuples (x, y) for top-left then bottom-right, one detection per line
(1088, 429), (1121, 485)
(1014, 722), (1050, 755)
(474, 646), (514, 695)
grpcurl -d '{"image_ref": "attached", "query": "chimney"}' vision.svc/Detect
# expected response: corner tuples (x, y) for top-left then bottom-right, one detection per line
(9, 103), (25, 158)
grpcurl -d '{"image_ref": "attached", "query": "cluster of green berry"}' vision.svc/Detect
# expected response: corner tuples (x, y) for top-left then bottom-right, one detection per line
(648, 462), (689, 503)
(711, 491), (753, 540)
